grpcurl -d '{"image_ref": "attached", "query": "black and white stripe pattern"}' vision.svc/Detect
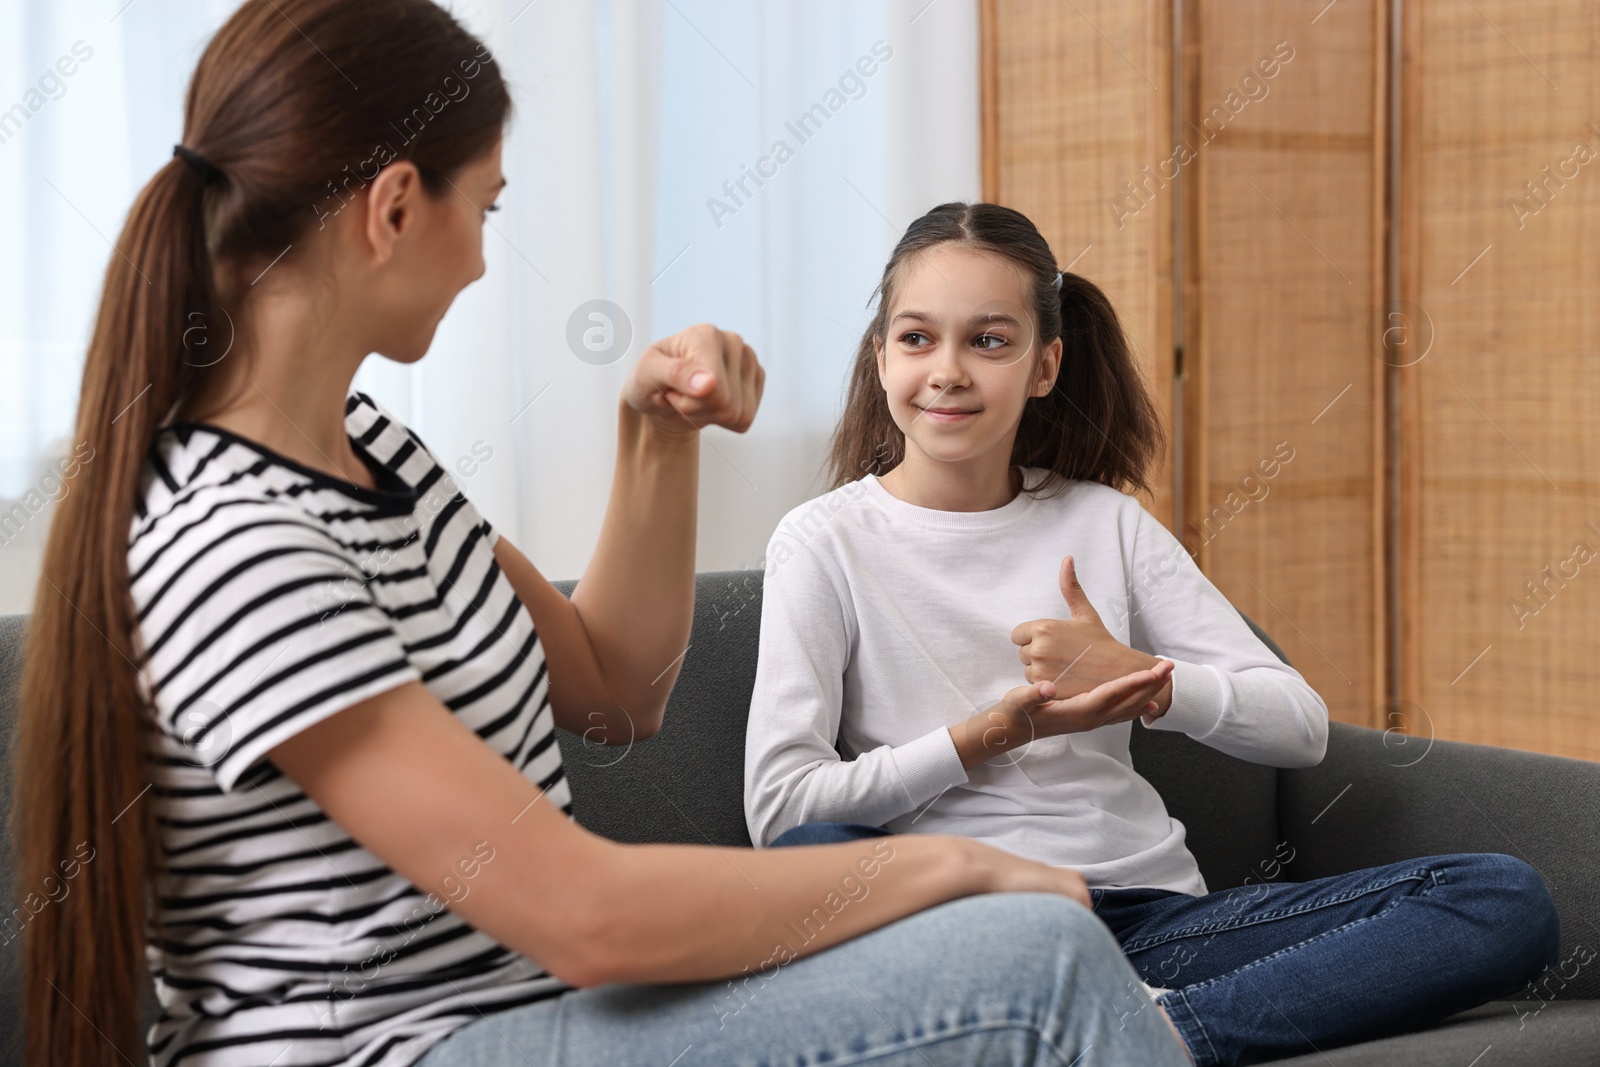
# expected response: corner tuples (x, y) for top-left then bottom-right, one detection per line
(130, 391), (572, 1066)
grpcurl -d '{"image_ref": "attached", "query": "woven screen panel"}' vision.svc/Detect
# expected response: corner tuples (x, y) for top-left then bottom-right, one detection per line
(1402, 0), (1600, 759)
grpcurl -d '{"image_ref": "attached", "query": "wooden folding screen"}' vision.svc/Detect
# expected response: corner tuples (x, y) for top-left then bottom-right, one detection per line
(1399, 1), (1599, 759)
(983, 0), (1597, 759)
(982, 0), (1385, 731)
(1180, 1), (1386, 733)
(979, 0), (1176, 526)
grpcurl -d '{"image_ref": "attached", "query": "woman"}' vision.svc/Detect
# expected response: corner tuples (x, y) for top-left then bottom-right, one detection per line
(11, 2), (1190, 1065)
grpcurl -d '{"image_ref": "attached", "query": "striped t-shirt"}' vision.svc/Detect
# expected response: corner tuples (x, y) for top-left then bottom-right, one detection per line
(129, 391), (573, 1067)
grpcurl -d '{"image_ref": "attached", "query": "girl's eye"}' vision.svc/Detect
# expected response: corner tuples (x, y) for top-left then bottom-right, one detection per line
(974, 333), (1008, 352)
(483, 202), (501, 217)
(899, 331), (931, 348)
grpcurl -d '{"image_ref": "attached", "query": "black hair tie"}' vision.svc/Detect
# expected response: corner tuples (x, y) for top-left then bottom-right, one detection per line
(173, 144), (223, 184)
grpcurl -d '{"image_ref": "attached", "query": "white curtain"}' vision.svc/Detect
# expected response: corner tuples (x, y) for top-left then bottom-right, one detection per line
(0, 0), (980, 612)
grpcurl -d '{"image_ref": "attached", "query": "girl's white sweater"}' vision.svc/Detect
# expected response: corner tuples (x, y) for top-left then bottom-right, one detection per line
(742, 471), (1328, 894)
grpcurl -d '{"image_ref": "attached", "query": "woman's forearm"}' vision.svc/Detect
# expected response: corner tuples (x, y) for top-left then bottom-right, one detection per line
(570, 398), (700, 732)
(577, 834), (995, 986)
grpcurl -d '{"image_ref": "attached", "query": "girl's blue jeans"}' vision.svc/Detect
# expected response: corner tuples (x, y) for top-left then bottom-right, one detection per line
(768, 821), (1563, 1066)
(415, 887), (1191, 1067)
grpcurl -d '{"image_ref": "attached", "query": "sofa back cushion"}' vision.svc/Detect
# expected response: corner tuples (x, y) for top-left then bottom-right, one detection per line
(551, 572), (761, 848)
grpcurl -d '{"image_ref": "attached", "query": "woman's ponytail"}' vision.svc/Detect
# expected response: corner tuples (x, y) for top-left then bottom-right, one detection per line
(14, 154), (206, 1067)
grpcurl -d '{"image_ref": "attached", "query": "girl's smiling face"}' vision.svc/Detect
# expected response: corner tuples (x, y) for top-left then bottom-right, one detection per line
(875, 243), (1061, 485)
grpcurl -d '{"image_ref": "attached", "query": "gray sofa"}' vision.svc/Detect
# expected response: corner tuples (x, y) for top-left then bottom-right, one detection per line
(3, 570), (1599, 1065)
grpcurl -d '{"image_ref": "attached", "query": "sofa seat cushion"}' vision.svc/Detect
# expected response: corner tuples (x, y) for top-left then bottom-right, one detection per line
(1274, 1000), (1600, 1065)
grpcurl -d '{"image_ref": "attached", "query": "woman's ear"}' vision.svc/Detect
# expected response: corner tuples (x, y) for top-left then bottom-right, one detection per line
(1033, 337), (1063, 396)
(362, 160), (423, 264)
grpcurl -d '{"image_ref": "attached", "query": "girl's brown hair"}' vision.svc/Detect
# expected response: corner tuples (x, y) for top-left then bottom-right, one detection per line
(825, 201), (1166, 498)
(11, 2), (509, 1062)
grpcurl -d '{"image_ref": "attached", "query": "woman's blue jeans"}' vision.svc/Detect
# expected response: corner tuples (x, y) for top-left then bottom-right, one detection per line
(415, 887), (1190, 1066)
(767, 821), (1562, 1066)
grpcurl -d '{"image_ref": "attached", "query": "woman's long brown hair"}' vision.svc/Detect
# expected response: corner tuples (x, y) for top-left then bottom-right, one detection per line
(11, 2), (509, 1061)
(826, 201), (1166, 498)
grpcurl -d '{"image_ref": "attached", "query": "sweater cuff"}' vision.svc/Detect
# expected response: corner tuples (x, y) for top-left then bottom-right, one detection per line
(887, 726), (969, 807)
(1142, 658), (1226, 739)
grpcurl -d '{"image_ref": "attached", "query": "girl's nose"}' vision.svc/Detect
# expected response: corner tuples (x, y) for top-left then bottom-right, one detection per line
(926, 344), (969, 388)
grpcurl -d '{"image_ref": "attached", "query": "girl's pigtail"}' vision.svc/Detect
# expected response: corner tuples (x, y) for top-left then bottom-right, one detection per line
(1015, 270), (1165, 498)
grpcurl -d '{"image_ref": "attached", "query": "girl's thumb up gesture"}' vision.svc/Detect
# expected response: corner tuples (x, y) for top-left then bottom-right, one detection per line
(1011, 556), (1170, 710)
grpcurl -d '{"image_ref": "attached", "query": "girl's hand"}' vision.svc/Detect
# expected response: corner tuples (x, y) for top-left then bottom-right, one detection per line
(986, 667), (1175, 750)
(1011, 555), (1173, 713)
(1021, 663), (1174, 738)
(951, 667), (1174, 770)
(621, 323), (765, 439)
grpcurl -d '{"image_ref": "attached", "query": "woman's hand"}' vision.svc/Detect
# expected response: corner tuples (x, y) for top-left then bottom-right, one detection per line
(1011, 555), (1173, 713)
(622, 322), (765, 438)
(951, 835), (1092, 908)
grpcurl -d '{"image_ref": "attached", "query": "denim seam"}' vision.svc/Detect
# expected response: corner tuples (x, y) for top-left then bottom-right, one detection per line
(422, 1017), (1107, 1067)
(1159, 988), (1218, 1067)
(1119, 868), (1438, 955)
(1169, 904), (1399, 999)
(747, 1016), (1133, 1067)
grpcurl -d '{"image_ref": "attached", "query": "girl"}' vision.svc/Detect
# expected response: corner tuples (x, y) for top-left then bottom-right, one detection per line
(743, 201), (1562, 1066)
(10, 6), (1191, 1067)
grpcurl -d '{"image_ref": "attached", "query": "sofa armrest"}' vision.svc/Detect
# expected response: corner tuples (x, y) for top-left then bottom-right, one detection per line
(1280, 720), (1600, 998)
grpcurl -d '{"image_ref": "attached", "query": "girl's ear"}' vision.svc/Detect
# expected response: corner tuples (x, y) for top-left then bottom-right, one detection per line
(1033, 337), (1063, 397)
(874, 336), (887, 386)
